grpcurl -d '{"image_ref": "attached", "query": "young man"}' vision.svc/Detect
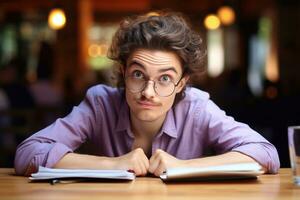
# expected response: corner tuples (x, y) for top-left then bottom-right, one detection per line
(15, 11), (280, 176)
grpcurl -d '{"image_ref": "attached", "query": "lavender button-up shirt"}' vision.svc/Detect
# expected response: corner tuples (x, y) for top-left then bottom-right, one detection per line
(15, 85), (280, 175)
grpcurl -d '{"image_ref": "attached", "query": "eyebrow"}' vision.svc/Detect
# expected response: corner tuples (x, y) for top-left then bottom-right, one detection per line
(128, 60), (178, 74)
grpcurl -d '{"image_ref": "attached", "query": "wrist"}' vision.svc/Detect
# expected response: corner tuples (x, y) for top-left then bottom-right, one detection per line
(97, 156), (116, 169)
(181, 159), (192, 167)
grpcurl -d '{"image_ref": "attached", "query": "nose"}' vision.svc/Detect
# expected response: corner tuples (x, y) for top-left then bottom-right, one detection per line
(142, 80), (156, 98)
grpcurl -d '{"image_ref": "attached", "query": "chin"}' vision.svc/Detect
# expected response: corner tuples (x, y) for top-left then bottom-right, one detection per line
(135, 111), (162, 122)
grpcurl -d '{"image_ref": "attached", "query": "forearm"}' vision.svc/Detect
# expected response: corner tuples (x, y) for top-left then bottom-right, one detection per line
(53, 153), (116, 170)
(54, 149), (150, 177)
(183, 151), (266, 171)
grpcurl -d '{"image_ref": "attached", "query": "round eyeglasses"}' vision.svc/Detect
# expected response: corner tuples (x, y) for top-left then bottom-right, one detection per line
(125, 75), (183, 97)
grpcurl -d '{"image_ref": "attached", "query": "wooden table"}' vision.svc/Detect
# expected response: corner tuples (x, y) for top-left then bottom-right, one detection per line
(1, 168), (299, 200)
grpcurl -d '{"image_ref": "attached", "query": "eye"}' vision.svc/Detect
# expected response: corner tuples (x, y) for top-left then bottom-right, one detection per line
(159, 75), (172, 83)
(132, 70), (144, 79)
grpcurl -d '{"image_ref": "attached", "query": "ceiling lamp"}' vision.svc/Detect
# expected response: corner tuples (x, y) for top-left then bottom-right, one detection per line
(48, 8), (66, 30)
(204, 14), (221, 30)
(217, 6), (235, 26)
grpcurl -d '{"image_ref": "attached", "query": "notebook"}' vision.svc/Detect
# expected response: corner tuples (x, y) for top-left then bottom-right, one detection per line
(29, 166), (135, 181)
(160, 163), (264, 181)
(30, 163), (263, 182)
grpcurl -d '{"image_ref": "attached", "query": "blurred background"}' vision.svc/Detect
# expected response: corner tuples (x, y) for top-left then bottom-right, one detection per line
(0, 0), (299, 168)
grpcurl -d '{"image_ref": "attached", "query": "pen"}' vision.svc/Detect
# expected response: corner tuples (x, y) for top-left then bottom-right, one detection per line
(50, 179), (60, 185)
(50, 179), (82, 185)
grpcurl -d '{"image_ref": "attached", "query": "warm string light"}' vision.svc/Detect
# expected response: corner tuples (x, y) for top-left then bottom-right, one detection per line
(204, 6), (235, 78)
(48, 8), (66, 30)
(204, 6), (235, 30)
(88, 44), (108, 57)
(204, 14), (221, 30)
(217, 6), (235, 26)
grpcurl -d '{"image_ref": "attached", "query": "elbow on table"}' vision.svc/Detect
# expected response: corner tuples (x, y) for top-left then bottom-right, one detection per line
(267, 155), (280, 174)
(14, 148), (37, 176)
(262, 145), (280, 174)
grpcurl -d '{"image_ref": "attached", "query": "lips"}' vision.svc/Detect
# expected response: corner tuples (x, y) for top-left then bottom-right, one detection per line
(137, 100), (159, 107)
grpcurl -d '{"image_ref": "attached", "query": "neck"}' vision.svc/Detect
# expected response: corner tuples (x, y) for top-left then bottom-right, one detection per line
(130, 113), (166, 140)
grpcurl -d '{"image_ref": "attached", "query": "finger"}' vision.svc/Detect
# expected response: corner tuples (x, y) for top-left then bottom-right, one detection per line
(131, 149), (145, 175)
(149, 152), (158, 163)
(137, 150), (149, 176)
(136, 149), (149, 175)
(133, 164), (143, 176)
(138, 160), (148, 176)
(135, 154), (147, 176)
(148, 154), (160, 174)
(154, 160), (166, 177)
(149, 149), (162, 163)
(142, 155), (150, 173)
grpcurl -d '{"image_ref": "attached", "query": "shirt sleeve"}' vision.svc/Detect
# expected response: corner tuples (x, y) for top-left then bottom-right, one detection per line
(197, 99), (280, 174)
(14, 87), (99, 176)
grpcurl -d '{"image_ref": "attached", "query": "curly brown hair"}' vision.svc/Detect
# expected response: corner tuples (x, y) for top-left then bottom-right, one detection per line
(108, 11), (206, 103)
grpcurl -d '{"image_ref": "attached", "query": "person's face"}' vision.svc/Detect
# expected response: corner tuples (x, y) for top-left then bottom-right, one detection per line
(124, 49), (188, 123)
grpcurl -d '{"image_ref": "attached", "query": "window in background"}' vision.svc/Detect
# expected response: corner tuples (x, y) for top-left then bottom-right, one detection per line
(207, 28), (224, 77)
(0, 11), (56, 82)
(87, 24), (117, 70)
(0, 25), (18, 68)
(248, 16), (277, 97)
(20, 21), (56, 83)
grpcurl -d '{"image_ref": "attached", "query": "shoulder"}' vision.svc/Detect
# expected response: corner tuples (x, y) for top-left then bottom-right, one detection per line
(85, 84), (124, 108)
(173, 87), (211, 118)
(86, 84), (121, 98)
(180, 87), (210, 106)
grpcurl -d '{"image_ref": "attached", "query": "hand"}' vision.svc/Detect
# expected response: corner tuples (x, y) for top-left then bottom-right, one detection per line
(111, 148), (149, 176)
(148, 149), (186, 177)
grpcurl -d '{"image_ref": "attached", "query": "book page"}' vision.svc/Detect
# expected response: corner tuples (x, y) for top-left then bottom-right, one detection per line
(160, 163), (264, 180)
(30, 166), (135, 181)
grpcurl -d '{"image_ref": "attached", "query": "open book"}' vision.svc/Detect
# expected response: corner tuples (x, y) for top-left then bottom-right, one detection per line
(160, 163), (264, 181)
(29, 166), (135, 181)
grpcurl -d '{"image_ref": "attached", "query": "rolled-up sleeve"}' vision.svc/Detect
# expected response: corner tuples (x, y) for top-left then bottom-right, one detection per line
(14, 87), (99, 176)
(199, 99), (280, 174)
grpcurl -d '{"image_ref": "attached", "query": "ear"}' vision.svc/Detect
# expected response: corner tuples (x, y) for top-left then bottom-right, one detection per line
(175, 75), (189, 93)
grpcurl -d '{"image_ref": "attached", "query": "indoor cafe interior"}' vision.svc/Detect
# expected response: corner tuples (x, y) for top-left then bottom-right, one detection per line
(0, 0), (299, 170)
